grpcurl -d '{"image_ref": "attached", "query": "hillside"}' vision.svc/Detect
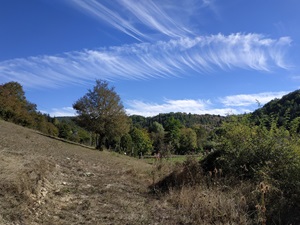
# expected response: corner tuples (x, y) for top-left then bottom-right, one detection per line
(58, 112), (224, 132)
(0, 120), (170, 225)
(131, 112), (224, 130)
(251, 89), (300, 128)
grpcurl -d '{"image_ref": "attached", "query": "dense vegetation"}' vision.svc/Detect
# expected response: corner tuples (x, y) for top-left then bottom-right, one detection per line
(0, 82), (58, 136)
(1, 80), (300, 224)
(201, 115), (300, 224)
(0, 81), (222, 156)
(251, 89), (300, 132)
(131, 112), (224, 131)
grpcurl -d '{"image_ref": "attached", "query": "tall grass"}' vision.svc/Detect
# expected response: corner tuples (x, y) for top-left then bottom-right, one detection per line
(151, 152), (300, 225)
(151, 158), (252, 224)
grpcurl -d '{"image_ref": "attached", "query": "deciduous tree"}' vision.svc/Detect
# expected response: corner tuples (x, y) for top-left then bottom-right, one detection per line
(130, 127), (153, 156)
(0, 81), (36, 126)
(164, 116), (181, 152)
(177, 128), (197, 154)
(73, 80), (130, 150)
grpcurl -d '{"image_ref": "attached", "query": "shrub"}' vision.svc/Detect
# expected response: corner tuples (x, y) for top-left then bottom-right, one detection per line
(203, 117), (300, 224)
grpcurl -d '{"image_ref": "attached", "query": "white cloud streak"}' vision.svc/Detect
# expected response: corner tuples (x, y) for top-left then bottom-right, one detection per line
(45, 107), (76, 117)
(69, 0), (196, 40)
(220, 91), (289, 107)
(125, 91), (289, 117)
(0, 34), (291, 88)
(125, 98), (238, 117)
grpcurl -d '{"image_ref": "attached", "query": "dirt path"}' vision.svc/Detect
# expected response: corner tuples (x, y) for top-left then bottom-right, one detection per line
(0, 120), (169, 225)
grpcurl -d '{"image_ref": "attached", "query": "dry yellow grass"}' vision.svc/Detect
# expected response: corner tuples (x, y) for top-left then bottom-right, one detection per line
(0, 120), (258, 224)
(0, 120), (155, 224)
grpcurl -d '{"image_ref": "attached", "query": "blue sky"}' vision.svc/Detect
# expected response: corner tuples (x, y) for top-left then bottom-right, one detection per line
(1, 0), (300, 117)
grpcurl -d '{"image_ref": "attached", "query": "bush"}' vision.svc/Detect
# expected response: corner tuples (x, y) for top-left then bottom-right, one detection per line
(203, 117), (300, 224)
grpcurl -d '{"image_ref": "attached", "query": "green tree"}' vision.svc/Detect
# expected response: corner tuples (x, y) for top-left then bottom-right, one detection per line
(177, 128), (197, 154)
(73, 80), (130, 150)
(150, 121), (165, 133)
(0, 81), (36, 126)
(164, 116), (182, 152)
(130, 127), (153, 156)
(149, 121), (165, 153)
(120, 133), (133, 154)
(193, 124), (208, 152)
(34, 112), (59, 136)
(289, 117), (300, 135)
(57, 121), (72, 139)
(0, 82), (59, 136)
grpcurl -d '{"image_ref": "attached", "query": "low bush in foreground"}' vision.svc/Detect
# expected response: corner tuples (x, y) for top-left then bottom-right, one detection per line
(152, 117), (300, 224)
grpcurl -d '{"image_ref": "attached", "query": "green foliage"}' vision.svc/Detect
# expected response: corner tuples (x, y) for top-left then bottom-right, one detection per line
(177, 128), (197, 154)
(252, 89), (300, 132)
(289, 117), (300, 135)
(130, 127), (153, 156)
(120, 133), (133, 154)
(164, 117), (182, 151)
(203, 116), (300, 224)
(0, 82), (59, 136)
(130, 113), (224, 155)
(130, 115), (148, 129)
(0, 82), (36, 126)
(130, 112), (224, 131)
(34, 112), (59, 136)
(149, 121), (164, 133)
(73, 80), (130, 150)
(57, 121), (72, 139)
(149, 121), (165, 153)
(192, 124), (208, 152)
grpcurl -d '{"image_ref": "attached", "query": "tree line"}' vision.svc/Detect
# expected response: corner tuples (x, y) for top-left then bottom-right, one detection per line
(72, 80), (222, 156)
(0, 81), (221, 156)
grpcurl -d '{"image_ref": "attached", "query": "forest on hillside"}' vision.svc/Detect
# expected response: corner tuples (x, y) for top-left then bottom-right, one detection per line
(252, 89), (300, 132)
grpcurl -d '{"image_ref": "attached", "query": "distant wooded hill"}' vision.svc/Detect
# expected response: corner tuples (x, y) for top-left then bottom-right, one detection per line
(130, 112), (225, 131)
(251, 89), (300, 132)
(58, 112), (225, 131)
(45, 89), (300, 136)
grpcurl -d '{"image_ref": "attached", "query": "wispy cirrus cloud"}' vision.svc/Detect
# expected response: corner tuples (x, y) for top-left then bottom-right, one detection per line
(202, 0), (220, 18)
(69, 0), (197, 40)
(0, 33), (291, 88)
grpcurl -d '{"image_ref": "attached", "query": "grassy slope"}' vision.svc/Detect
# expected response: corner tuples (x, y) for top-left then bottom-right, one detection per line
(0, 120), (164, 225)
(0, 120), (254, 225)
